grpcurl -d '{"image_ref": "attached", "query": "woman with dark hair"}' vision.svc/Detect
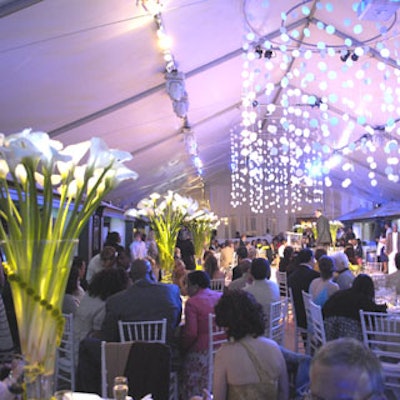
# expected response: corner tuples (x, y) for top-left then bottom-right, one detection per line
(73, 267), (129, 365)
(323, 274), (387, 341)
(213, 290), (288, 400)
(204, 254), (225, 280)
(278, 245), (295, 275)
(344, 245), (362, 274)
(308, 255), (339, 307)
(62, 264), (83, 315)
(180, 270), (223, 399)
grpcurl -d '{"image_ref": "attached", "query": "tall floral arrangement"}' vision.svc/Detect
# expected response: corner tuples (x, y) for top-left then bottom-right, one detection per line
(0, 130), (137, 386)
(329, 219), (344, 246)
(125, 191), (198, 281)
(186, 209), (219, 262)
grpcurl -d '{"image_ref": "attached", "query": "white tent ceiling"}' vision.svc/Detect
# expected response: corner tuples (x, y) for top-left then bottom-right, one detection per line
(1, 0), (400, 213)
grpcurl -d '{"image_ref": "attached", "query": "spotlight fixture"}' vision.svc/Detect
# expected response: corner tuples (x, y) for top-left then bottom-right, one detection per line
(351, 52), (359, 61)
(264, 50), (274, 59)
(255, 45), (263, 59)
(340, 50), (351, 62)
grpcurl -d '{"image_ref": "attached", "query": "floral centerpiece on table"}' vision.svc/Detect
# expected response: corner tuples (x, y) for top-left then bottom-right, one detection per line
(0, 129), (137, 398)
(186, 208), (219, 263)
(329, 219), (344, 247)
(125, 191), (198, 281)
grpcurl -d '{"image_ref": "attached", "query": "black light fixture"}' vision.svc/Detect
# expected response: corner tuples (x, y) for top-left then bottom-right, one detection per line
(264, 50), (274, 59)
(351, 52), (359, 61)
(340, 50), (351, 62)
(255, 45), (263, 59)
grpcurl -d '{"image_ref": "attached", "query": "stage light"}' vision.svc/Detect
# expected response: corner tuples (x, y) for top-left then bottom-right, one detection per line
(340, 50), (351, 62)
(351, 52), (359, 61)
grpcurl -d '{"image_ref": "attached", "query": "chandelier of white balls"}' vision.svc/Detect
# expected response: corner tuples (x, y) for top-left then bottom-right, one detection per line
(231, 0), (400, 214)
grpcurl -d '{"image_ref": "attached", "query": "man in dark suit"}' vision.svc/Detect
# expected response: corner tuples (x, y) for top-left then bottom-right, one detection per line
(315, 209), (332, 248)
(77, 260), (182, 394)
(101, 259), (182, 344)
(288, 248), (320, 329)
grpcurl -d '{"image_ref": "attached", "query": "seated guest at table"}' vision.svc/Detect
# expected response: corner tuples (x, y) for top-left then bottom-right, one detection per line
(73, 267), (129, 366)
(0, 356), (24, 400)
(172, 257), (188, 296)
(386, 252), (400, 294)
(204, 254), (225, 280)
(288, 248), (320, 330)
(309, 338), (387, 400)
(331, 251), (355, 290)
(323, 274), (387, 341)
(86, 246), (118, 284)
(344, 244), (362, 274)
(308, 255), (339, 307)
(101, 259), (182, 344)
(219, 239), (234, 273)
(313, 247), (327, 273)
(77, 259), (182, 394)
(278, 246), (295, 275)
(72, 255), (88, 292)
(213, 290), (288, 400)
(232, 246), (249, 281)
(180, 271), (223, 400)
(244, 258), (280, 332)
(228, 259), (252, 291)
(62, 264), (83, 316)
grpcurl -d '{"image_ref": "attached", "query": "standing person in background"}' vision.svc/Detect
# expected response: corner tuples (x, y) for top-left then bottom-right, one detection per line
(104, 231), (124, 254)
(239, 233), (247, 248)
(129, 231), (147, 261)
(315, 209), (332, 248)
(387, 252), (400, 294)
(146, 230), (159, 264)
(385, 222), (400, 274)
(177, 227), (196, 271)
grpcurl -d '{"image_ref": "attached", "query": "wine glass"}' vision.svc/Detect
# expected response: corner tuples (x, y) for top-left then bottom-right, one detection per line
(113, 376), (129, 400)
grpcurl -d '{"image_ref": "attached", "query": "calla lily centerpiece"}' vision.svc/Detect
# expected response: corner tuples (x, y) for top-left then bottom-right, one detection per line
(186, 208), (219, 263)
(125, 191), (198, 280)
(0, 129), (138, 396)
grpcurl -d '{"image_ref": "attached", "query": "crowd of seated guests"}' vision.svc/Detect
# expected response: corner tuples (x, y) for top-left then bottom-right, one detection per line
(3, 224), (397, 400)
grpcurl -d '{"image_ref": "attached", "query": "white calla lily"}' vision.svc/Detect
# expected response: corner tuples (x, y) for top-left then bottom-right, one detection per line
(124, 190), (216, 281)
(0, 129), (138, 376)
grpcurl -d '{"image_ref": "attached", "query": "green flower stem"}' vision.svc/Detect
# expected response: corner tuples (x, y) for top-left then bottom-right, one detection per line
(3, 239), (77, 374)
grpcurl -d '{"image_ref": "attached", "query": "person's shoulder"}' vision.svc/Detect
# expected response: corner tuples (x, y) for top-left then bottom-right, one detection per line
(309, 268), (320, 277)
(106, 287), (128, 305)
(156, 282), (181, 295)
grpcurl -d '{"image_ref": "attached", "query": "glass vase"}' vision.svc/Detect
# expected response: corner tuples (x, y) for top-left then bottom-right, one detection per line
(1, 239), (78, 400)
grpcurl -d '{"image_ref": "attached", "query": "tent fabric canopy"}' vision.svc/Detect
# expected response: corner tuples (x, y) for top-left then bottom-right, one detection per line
(337, 202), (400, 222)
(1, 0), (400, 215)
